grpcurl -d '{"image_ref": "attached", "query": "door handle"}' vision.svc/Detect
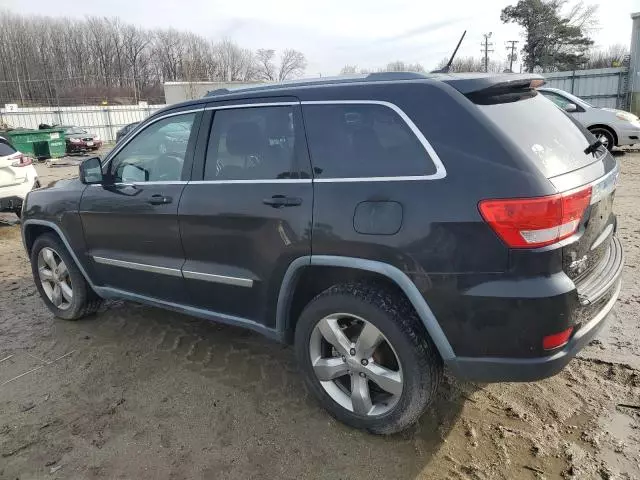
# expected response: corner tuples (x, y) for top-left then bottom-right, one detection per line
(263, 195), (303, 208)
(148, 194), (173, 205)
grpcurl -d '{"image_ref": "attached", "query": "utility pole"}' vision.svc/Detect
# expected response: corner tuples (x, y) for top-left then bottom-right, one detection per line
(506, 40), (519, 73)
(481, 33), (494, 73)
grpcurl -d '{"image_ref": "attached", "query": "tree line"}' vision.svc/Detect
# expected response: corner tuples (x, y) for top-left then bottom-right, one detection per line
(0, 11), (307, 106)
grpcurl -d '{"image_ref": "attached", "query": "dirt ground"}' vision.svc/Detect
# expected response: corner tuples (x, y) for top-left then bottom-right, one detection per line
(0, 152), (639, 480)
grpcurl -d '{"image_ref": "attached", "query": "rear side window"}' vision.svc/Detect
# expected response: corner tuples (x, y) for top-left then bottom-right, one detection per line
(478, 93), (593, 178)
(302, 104), (436, 179)
(205, 106), (298, 181)
(0, 141), (17, 157)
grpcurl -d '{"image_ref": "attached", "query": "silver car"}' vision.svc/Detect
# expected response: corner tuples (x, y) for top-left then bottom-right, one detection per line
(538, 87), (640, 151)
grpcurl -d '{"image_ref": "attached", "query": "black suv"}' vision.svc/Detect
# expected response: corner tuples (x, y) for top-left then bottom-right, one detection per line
(21, 73), (623, 434)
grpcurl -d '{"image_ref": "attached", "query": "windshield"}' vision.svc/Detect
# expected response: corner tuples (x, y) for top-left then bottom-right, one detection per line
(65, 127), (87, 134)
(542, 89), (594, 108)
(478, 93), (597, 178)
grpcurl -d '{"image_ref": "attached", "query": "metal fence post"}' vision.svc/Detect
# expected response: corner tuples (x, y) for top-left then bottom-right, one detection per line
(570, 70), (576, 94)
(104, 108), (113, 142)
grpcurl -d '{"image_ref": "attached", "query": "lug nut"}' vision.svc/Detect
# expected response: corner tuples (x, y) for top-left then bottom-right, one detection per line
(361, 359), (368, 366)
(349, 348), (356, 356)
(359, 372), (366, 378)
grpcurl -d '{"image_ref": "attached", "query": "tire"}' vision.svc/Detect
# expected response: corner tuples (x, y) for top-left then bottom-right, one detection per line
(295, 282), (442, 434)
(30, 233), (102, 320)
(589, 127), (615, 151)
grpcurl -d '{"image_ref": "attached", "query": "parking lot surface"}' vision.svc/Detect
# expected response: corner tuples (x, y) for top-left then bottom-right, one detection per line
(0, 152), (639, 479)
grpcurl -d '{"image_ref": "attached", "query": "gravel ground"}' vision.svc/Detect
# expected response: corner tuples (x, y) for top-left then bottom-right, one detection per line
(0, 152), (639, 479)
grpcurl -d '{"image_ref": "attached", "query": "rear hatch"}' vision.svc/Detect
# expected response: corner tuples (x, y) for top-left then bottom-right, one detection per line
(451, 75), (619, 297)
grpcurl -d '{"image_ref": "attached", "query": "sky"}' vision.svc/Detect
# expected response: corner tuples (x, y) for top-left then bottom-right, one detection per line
(3, 0), (638, 75)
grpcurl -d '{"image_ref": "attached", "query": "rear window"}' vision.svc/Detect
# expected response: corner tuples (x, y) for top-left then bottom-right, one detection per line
(0, 141), (17, 157)
(478, 93), (594, 178)
(303, 103), (436, 179)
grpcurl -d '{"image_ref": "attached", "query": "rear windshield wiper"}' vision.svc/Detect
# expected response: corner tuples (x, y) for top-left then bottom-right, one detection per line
(584, 138), (604, 155)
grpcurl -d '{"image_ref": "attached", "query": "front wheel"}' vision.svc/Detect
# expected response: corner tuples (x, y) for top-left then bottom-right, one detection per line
(30, 233), (102, 320)
(589, 127), (615, 151)
(295, 283), (442, 434)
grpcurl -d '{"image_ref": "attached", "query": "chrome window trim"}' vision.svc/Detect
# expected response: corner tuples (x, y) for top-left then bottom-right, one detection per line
(92, 256), (183, 277)
(300, 100), (447, 181)
(189, 179), (311, 185)
(182, 270), (254, 288)
(100, 100), (447, 184)
(103, 107), (204, 167)
(205, 101), (299, 111)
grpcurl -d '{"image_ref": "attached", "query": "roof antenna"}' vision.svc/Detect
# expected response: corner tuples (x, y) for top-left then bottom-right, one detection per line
(431, 30), (466, 73)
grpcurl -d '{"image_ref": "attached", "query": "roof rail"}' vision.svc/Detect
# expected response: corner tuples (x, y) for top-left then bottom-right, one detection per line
(205, 88), (232, 97)
(365, 72), (429, 80)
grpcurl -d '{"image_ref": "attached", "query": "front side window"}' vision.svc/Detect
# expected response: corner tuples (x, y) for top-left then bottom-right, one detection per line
(302, 103), (436, 179)
(204, 106), (298, 181)
(109, 113), (196, 183)
(540, 91), (573, 109)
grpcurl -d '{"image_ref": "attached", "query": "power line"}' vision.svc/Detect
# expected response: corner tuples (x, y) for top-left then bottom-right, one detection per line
(506, 40), (519, 73)
(481, 33), (494, 73)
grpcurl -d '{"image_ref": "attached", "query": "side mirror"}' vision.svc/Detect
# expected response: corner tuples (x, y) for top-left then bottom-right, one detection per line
(564, 103), (578, 113)
(79, 157), (103, 184)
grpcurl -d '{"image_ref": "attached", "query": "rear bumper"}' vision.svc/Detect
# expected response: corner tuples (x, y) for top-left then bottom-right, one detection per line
(446, 279), (620, 381)
(0, 167), (37, 210)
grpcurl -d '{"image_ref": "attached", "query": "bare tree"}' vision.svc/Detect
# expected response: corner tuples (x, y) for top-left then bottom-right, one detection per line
(436, 56), (503, 73)
(0, 11), (308, 106)
(339, 65), (358, 75)
(384, 61), (425, 73)
(278, 49), (307, 81)
(585, 44), (629, 69)
(254, 49), (277, 81)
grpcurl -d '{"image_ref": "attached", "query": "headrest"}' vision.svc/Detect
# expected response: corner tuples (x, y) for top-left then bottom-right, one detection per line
(226, 121), (265, 156)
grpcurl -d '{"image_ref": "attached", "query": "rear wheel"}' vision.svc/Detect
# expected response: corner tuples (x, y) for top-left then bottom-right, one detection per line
(30, 233), (102, 320)
(295, 282), (442, 434)
(589, 127), (615, 151)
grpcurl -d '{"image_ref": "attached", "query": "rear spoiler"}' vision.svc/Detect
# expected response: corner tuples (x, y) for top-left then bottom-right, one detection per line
(435, 74), (545, 104)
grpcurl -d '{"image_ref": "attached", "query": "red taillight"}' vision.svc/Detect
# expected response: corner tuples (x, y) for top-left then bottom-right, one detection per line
(543, 327), (574, 350)
(11, 155), (33, 167)
(478, 186), (592, 248)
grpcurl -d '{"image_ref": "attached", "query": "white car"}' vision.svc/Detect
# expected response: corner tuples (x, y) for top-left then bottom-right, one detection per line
(538, 87), (640, 151)
(0, 137), (39, 218)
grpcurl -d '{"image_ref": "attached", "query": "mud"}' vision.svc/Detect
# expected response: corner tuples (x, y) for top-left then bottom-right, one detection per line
(0, 155), (639, 479)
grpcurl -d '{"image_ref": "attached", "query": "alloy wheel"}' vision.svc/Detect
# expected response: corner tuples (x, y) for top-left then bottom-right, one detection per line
(37, 247), (73, 310)
(309, 313), (403, 416)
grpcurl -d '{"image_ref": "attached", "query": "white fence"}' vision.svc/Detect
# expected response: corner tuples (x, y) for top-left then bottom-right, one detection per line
(543, 67), (629, 109)
(0, 104), (167, 142)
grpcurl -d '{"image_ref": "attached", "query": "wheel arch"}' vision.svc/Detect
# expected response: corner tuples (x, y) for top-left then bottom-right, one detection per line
(587, 123), (618, 146)
(22, 219), (97, 290)
(276, 255), (455, 361)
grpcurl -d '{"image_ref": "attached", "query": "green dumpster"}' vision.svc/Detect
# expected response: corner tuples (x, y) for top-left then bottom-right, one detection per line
(1, 128), (66, 159)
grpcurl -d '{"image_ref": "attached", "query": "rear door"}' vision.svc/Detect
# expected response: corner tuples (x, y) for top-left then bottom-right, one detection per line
(80, 108), (203, 303)
(178, 99), (313, 326)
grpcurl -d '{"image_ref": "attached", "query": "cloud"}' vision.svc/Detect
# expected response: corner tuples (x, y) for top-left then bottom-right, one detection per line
(378, 17), (472, 43)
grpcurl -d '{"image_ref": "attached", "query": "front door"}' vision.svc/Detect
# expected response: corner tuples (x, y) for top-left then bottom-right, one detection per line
(80, 109), (202, 303)
(178, 100), (313, 327)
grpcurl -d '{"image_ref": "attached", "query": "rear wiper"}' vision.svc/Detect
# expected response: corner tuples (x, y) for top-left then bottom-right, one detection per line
(584, 138), (604, 155)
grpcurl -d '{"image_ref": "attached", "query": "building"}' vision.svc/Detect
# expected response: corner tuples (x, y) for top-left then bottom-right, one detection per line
(163, 81), (262, 104)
